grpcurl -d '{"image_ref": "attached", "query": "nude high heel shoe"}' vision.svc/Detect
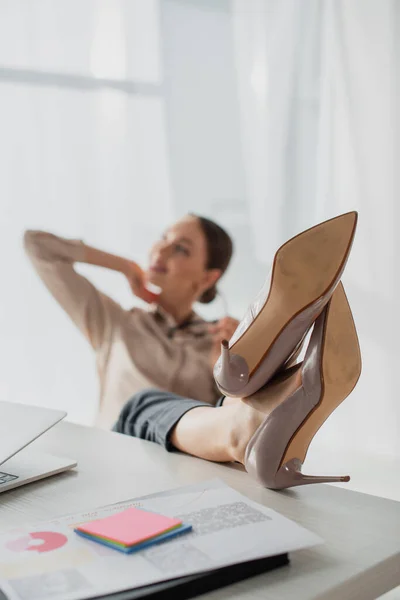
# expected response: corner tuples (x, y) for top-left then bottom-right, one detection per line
(214, 212), (358, 398)
(244, 282), (361, 490)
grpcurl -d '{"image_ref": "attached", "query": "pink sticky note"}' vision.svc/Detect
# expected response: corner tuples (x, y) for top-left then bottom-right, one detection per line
(76, 508), (182, 546)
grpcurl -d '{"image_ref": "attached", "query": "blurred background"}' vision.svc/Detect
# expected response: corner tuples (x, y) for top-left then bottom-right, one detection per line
(0, 0), (399, 502)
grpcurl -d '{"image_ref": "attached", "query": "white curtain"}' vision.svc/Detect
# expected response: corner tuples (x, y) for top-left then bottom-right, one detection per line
(233, 0), (399, 458)
(0, 0), (174, 424)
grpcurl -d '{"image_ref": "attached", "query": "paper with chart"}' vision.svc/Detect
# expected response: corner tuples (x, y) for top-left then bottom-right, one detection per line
(0, 479), (322, 600)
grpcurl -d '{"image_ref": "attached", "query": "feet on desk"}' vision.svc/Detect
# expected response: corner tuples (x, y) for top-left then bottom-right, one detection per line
(219, 212), (361, 490)
(242, 282), (361, 489)
(173, 213), (362, 490)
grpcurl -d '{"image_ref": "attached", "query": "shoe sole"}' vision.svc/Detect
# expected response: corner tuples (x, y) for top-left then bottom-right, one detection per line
(224, 212), (358, 396)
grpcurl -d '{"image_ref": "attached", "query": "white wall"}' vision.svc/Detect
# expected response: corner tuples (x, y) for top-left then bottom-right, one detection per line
(161, 0), (266, 321)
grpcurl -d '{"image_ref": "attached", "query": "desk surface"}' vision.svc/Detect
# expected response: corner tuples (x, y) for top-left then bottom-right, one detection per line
(1, 422), (399, 600)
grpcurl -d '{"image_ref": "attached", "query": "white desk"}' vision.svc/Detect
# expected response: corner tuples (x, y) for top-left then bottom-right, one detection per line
(1, 422), (400, 600)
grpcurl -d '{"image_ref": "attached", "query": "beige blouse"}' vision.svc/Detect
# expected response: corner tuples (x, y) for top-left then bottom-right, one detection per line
(24, 231), (220, 429)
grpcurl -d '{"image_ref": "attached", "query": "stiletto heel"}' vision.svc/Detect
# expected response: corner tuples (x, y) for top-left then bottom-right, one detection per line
(273, 459), (350, 489)
(214, 212), (358, 398)
(219, 339), (249, 393)
(244, 282), (361, 490)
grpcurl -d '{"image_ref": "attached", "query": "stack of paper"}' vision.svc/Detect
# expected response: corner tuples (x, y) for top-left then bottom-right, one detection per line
(74, 506), (191, 554)
(0, 481), (322, 600)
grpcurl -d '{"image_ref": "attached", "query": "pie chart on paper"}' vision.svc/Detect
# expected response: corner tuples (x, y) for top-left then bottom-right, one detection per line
(6, 531), (68, 553)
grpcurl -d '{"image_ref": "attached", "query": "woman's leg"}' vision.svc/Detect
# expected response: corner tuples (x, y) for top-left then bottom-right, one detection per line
(113, 388), (211, 449)
(115, 388), (266, 465)
(171, 364), (311, 464)
(170, 400), (265, 463)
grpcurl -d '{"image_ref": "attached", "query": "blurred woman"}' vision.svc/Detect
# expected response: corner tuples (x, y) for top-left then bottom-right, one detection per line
(24, 214), (238, 428)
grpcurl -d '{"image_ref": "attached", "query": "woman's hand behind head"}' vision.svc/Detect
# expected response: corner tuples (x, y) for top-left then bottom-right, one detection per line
(124, 260), (160, 304)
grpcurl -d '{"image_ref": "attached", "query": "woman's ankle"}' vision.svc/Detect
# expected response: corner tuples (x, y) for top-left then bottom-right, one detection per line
(227, 402), (265, 464)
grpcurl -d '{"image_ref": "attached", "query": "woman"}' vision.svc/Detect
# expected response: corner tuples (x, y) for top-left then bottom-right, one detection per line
(114, 213), (362, 490)
(24, 214), (238, 429)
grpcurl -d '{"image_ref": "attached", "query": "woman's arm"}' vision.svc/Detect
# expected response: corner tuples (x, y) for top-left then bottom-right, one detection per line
(24, 231), (131, 350)
(83, 245), (133, 275)
(85, 245), (157, 303)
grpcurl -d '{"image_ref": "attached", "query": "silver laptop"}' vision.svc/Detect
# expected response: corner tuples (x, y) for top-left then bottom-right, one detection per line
(0, 401), (77, 493)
